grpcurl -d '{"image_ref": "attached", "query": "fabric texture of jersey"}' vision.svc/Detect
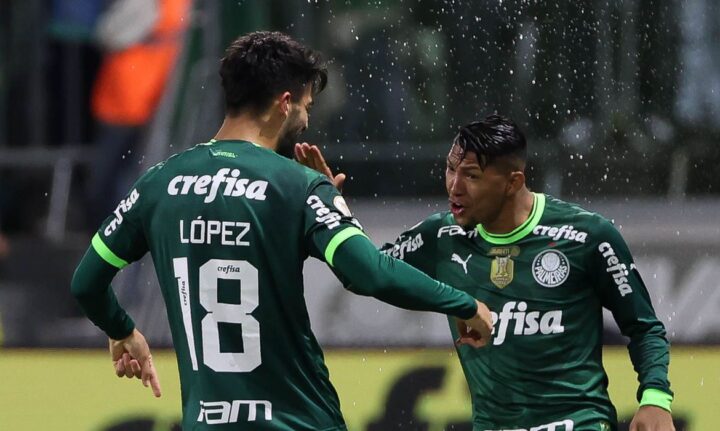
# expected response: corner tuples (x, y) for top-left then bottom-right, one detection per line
(381, 193), (671, 431)
(94, 140), (358, 431)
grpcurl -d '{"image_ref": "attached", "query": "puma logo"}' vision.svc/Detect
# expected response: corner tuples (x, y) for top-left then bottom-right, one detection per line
(451, 253), (472, 274)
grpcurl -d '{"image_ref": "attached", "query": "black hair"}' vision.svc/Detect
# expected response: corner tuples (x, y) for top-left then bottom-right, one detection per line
(452, 114), (527, 170)
(220, 31), (328, 115)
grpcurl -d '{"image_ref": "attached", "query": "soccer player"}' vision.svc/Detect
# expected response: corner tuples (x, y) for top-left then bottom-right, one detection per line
(296, 115), (674, 431)
(71, 31), (493, 431)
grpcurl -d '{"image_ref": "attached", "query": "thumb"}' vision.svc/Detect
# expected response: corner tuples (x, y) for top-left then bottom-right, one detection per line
(454, 318), (468, 344)
(334, 173), (346, 192)
(109, 339), (125, 362)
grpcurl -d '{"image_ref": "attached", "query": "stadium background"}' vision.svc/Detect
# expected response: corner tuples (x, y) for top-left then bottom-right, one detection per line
(1, 1), (719, 430)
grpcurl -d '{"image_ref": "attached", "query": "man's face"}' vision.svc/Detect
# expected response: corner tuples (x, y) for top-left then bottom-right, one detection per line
(276, 85), (313, 158)
(445, 144), (511, 228)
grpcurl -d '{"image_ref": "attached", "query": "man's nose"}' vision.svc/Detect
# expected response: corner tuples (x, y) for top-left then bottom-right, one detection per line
(449, 176), (464, 195)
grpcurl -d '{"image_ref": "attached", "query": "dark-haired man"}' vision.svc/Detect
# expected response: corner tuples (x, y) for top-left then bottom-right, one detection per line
(297, 114), (674, 431)
(71, 31), (493, 431)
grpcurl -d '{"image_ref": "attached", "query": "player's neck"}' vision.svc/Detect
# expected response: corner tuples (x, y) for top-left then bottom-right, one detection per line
(213, 114), (280, 151)
(482, 187), (535, 234)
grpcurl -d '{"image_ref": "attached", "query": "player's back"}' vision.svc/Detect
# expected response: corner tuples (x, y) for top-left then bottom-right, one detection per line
(131, 140), (346, 430)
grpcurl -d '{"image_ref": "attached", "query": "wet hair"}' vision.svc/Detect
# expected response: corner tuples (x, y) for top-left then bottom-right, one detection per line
(452, 114), (527, 171)
(220, 31), (328, 115)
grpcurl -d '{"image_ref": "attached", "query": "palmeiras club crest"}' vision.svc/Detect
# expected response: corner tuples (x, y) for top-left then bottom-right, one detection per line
(532, 249), (570, 288)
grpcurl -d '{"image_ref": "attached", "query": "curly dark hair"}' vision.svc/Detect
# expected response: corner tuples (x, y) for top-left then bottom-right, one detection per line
(220, 31), (328, 115)
(453, 114), (527, 170)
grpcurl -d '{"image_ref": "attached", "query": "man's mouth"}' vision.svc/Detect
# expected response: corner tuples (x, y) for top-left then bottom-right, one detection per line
(450, 202), (465, 216)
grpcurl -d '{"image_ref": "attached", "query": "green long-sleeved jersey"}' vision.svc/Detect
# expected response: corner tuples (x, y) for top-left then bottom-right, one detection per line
(71, 139), (478, 431)
(381, 193), (672, 431)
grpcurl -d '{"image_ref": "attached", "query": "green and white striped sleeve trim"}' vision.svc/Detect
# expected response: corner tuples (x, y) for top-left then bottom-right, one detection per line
(639, 388), (673, 412)
(91, 233), (129, 269)
(324, 227), (367, 267)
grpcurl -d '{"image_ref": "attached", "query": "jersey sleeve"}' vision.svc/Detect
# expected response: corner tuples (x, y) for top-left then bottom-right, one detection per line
(379, 215), (441, 277)
(303, 177), (365, 265)
(332, 235), (477, 319)
(72, 169), (158, 339)
(92, 176), (152, 269)
(589, 218), (673, 405)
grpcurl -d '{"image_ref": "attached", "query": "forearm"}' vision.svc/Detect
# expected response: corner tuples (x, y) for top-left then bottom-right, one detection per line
(627, 320), (673, 401)
(332, 235), (477, 319)
(71, 247), (135, 339)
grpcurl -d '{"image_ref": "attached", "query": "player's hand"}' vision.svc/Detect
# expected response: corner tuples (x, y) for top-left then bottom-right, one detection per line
(294, 142), (346, 191)
(629, 405), (675, 431)
(455, 300), (493, 348)
(109, 328), (162, 397)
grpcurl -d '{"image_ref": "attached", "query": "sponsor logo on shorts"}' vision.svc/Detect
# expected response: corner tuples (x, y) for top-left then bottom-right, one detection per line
(532, 249), (571, 288)
(197, 399), (272, 425)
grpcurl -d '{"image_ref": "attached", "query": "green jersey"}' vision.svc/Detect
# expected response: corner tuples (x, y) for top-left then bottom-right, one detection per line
(381, 193), (672, 431)
(94, 140), (361, 431)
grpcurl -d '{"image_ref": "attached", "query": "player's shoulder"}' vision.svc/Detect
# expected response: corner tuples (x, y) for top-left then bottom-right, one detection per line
(298, 164), (333, 190)
(163, 140), (318, 184)
(125, 157), (171, 195)
(137, 143), (201, 180)
(541, 194), (618, 240)
(404, 211), (459, 236)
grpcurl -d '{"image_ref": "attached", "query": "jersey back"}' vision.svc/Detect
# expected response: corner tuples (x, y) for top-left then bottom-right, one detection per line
(95, 140), (360, 431)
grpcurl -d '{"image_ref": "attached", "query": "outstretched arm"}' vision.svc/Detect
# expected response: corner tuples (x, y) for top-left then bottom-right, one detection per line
(330, 233), (493, 347)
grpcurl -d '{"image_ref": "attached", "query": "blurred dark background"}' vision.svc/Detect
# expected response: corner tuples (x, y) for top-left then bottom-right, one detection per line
(0, 2), (717, 429)
(0, 0), (718, 349)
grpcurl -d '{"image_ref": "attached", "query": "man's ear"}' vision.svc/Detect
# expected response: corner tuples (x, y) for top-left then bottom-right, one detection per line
(506, 170), (526, 196)
(278, 91), (292, 116)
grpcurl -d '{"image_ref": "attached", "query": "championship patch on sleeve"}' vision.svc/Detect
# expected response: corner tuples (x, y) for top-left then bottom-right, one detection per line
(333, 196), (352, 217)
